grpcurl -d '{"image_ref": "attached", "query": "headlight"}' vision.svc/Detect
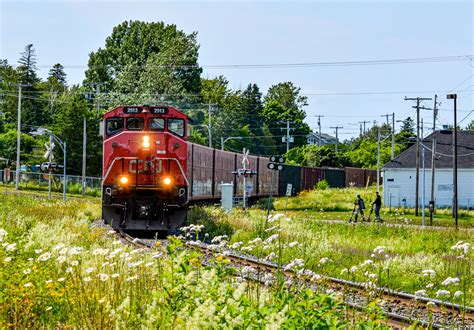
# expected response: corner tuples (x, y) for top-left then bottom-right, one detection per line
(119, 176), (128, 185)
(142, 135), (150, 149)
(163, 177), (172, 185)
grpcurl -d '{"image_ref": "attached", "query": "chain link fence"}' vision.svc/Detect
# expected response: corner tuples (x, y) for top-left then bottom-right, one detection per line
(0, 170), (102, 197)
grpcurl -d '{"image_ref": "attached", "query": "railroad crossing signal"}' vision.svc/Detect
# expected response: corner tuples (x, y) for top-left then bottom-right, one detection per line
(44, 142), (55, 161)
(267, 155), (285, 171)
(232, 169), (257, 177)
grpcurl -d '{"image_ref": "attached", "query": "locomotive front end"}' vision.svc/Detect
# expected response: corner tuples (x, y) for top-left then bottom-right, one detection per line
(102, 106), (188, 232)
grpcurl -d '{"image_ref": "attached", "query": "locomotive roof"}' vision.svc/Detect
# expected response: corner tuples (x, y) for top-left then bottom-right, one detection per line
(103, 105), (188, 118)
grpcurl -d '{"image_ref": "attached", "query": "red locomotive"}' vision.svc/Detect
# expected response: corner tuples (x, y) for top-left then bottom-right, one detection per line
(102, 105), (189, 231)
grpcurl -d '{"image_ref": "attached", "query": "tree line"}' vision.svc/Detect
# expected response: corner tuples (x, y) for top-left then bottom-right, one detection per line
(1, 20), (473, 176)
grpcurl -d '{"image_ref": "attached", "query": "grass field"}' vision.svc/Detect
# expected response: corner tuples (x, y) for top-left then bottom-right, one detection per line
(273, 187), (474, 228)
(0, 195), (382, 328)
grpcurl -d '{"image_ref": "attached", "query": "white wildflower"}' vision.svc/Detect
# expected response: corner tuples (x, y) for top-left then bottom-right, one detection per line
(45, 306), (53, 311)
(34, 249), (43, 254)
(0, 228), (7, 242)
(241, 246), (253, 252)
(288, 241), (299, 248)
(426, 283), (434, 289)
(361, 259), (374, 267)
(112, 240), (122, 246)
(83, 277), (92, 282)
(69, 247), (83, 255)
(249, 237), (263, 245)
(262, 245), (271, 251)
(230, 242), (243, 249)
(268, 213), (284, 223)
(145, 262), (153, 267)
(45, 280), (53, 284)
(38, 252), (52, 261)
(65, 267), (73, 274)
(70, 260), (79, 266)
(152, 252), (163, 259)
(23, 268), (31, 275)
(415, 289), (427, 297)
(98, 273), (109, 281)
(241, 266), (257, 276)
(93, 248), (109, 256)
(319, 257), (331, 265)
(57, 277), (66, 282)
(128, 260), (144, 268)
(57, 256), (66, 264)
(284, 258), (304, 271)
(441, 277), (460, 286)
(436, 289), (450, 298)
(265, 252), (277, 261)
(6, 243), (16, 252)
(85, 268), (94, 274)
(427, 301), (436, 307)
(373, 246), (385, 254)
(24, 282), (33, 287)
(52, 243), (65, 251)
(4, 257), (12, 262)
(211, 235), (228, 244)
(422, 269), (436, 278)
(111, 273), (120, 278)
(265, 225), (278, 232)
(98, 299), (105, 303)
(126, 275), (138, 282)
(350, 266), (358, 273)
(58, 247), (68, 255)
(265, 234), (279, 243)
(340, 268), (348, 275)
(453, 291), (463, 298)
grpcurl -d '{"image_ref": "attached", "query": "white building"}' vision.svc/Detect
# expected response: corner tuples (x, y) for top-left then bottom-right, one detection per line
(382, 130), (474, 209)
(307, 132), (337, 146)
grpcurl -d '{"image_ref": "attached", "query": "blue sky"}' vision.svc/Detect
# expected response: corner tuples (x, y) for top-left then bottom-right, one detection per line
(1, 0), (473, 139)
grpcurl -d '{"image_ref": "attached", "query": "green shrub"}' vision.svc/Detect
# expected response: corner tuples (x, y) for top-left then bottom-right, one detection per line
(316, 179), (330, 190)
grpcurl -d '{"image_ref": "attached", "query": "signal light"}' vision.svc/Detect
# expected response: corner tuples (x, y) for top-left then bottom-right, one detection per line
(142, 135), (150, 149)
(163, 177), (172, 185)
(119, 176), (129, 185)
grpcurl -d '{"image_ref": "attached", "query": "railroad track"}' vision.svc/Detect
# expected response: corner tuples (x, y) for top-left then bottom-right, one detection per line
(118, 231), (474, 329)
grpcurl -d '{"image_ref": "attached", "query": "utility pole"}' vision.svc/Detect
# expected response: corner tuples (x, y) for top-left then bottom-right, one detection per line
(447, 94), (458, 227)
(207, 103), (212, 148)
(405, 96), (431, 216)
(281, 120), (294, 152)
(381, 114), (391, 126)
(432, 94), (438, 132)
(14, 83), (29, 190)
(82, 82), (103, 196)
(358, 120), (371, 134)
(391, 113), (395, 160)
(430, 137), (436, 226)
(330, 126), (343, 152)
(421, 119), (426, 225)
(315, 115), (324, 146)
(377, 126), (381, 192)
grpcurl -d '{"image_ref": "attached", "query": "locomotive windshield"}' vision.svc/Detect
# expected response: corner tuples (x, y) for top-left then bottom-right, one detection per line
(106, 118), (124, 137)
(126, 117), (144, 130)
(169, 118), (185, 137)
(149, 118), (165, 130)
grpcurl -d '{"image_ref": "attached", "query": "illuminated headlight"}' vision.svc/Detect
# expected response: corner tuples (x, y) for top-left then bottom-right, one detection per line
(163, 177), (172, 185)
(119, 176), (129, 185)
(142, 135), (150, 149)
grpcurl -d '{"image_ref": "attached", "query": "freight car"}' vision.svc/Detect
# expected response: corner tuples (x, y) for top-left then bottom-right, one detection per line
(101, 105), (378, 232)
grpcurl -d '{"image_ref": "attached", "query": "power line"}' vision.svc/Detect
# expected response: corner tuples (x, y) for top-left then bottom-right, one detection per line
(14, 55), (472, 70)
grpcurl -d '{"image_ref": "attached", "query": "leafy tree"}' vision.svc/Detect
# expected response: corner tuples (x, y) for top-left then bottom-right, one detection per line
(0, 60), (20, 124)
(285, 144), (352, 168)
(84, 20), (202, 106)
(264, 82), (308, 113)
(17, 44), (39, 84)
(0, 128), (42, 166)
(400, 117), (415, 134)
(51, 87), (98, 176)
(48, 63), (67, 86)
(262, 82), (311, 153)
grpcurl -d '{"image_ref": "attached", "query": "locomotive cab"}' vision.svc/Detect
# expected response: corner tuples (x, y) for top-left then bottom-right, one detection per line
(102, 105), (189, 232)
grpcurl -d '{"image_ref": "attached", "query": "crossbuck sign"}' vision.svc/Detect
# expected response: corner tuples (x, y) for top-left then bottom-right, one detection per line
(44, 142), (55, 161)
